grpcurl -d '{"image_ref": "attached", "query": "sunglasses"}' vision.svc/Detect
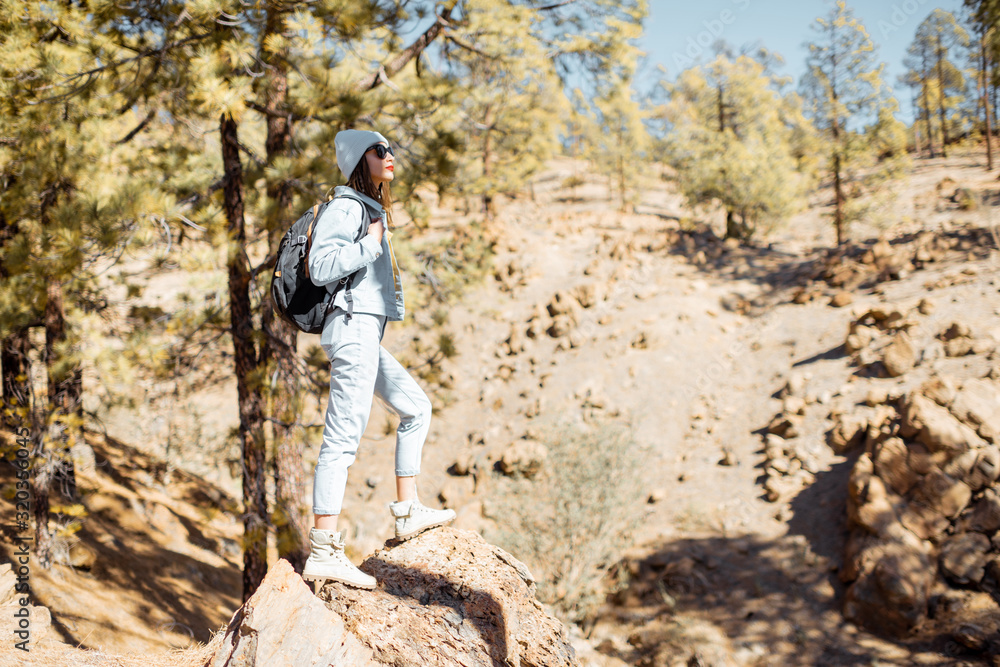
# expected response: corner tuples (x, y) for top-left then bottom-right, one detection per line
(366, 143), (394, 159)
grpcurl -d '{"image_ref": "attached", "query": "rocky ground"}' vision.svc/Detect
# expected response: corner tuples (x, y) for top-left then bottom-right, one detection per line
(2, 150), (999, 666)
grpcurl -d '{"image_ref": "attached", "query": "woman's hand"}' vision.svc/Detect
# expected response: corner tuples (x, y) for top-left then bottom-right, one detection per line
(368, 217), (384, 244)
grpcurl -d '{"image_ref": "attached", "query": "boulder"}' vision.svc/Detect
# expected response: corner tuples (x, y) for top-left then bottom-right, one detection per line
(210, 530), (581, 667)
(940, 322), (975, 358)
(842, 532), (934, 638)
(943, 446), (1000, 491)
(882, 332), (917, 377)
(873, 437), (918, 496)
(546, 316), (574, 339)
(939, 533), (990, 587)
(951, 378), (1000, 443)
(945, 337), (974, 357)
(911, 469), (972, 519)
(831, 291), (854, 308)
(899, 393), (984, 458)
(209, 559), (377, 667)
(828, 412), (868, 454)
(328, 529), (578, 667)
(846, 325), (875, 354)
(919, 376), (957, 408)
(766, 413), (800, 439)
(899, 501), (950, 541)
(546, 291), (579, 318)
(961, 488), (1000, 534)
(497, 439), (548, 479)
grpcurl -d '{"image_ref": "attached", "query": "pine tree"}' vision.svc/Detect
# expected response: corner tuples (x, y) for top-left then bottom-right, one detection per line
(436, 0), (566, 220)
(800, 1), (905, 245)
(910, 10), (971, 157)
(0, 0), (173, 566)
(966, 0), (999, 170)
(662, 53), (815, 241)
(903, 27), (939, 157)
(581, 5), (650, 212)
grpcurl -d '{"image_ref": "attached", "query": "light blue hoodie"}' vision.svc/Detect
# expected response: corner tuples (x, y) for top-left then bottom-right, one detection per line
(307, 186), (405, 343)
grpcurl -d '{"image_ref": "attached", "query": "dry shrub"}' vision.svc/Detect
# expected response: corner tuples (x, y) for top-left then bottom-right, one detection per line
(11, 631), (224, 667)
(486, 417), (646, 623)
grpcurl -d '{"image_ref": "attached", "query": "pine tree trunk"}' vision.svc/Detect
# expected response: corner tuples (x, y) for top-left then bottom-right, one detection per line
(1, 330), (31, 427)
(831, 98), (845, 245)
(259, 11), (309, 573)
(41, 177), (80, 505)
(0, 211), (32, 429)
(31, 438), (53, 569)
(937, 37), (948, 158)
(44, 280), (79, 502)
(482, 106), (494, 220)
(221, 112), (269, 602)
(922, 54), (936, 158)
(725, 209), (742, 240)
(985, 29), (995, 171)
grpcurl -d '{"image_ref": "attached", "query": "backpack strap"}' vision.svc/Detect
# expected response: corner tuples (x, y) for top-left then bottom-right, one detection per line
(303, 203), (321, 280)
(319, 194), (370, 321)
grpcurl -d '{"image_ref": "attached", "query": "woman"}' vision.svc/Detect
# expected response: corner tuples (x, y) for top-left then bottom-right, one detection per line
(301, 129), (456, 590)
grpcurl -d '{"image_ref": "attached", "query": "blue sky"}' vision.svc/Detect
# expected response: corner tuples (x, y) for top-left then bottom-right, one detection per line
(638, 0), (968, 122)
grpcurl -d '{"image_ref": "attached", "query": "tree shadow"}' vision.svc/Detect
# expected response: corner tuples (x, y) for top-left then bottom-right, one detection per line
(363, 558), (510, 667)
(0, 429), (242, 650)
(313, 530), (574, 667)
(598, 456), (966, 665)
(651, 219), (999, 314)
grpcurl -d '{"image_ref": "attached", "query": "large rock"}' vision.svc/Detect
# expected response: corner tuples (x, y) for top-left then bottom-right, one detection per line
(939, 533), (990, 587)
(899, 393), (984, 458)
(840, 382), (1000, 642)
(325, 528), (579, 667)
(882, 332), (917, 377)
(842, 531), (934, 638)
(951, 378), (1000, 443)
(828, 412), (868, 453)
(497, 439), (548, 479)
(209, 559), (378, 667)
(911, 468), (972, 519)
(873, 437), (919, 496)
(210, 529), (580, 667)
(962, 488), (1000, 534)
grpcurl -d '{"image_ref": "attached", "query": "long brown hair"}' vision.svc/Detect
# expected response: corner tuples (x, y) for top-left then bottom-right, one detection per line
(346, 149), (394, 228)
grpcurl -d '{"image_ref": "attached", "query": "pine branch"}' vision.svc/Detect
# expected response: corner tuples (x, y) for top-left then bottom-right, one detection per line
(245, 100), (304, 123)
(115, 110), (155, 145)
(355, 0), (459, 91)
(64, 32), (211, 84)
(444, 32), (502, 60)
(537, 0), (581, 10)
(238, 140), (266, 167)
(250, 252), (277, 279)
(178, 177), (226, 208)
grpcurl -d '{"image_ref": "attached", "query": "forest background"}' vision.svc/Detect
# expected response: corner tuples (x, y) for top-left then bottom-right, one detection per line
(1, 0), (1000, 631)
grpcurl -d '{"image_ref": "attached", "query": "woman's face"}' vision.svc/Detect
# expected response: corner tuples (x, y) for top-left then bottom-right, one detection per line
(365, 143), (395, 186)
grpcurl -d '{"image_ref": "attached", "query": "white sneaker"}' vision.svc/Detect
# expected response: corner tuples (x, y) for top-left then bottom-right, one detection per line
(388, 498), (457, 541)
(301, 528), (376, 590)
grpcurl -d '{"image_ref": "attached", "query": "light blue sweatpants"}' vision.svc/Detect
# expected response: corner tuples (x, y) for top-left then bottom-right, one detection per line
(313, 308), (432, 516)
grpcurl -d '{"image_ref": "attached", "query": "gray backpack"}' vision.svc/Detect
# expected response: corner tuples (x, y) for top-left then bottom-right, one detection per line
(269, 193), (370, 334)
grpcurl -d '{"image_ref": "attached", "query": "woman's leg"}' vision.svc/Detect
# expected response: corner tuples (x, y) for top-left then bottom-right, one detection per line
(372, 344), (433, 499)
(313, 311), (382, 528)
(396, 475), (417, 503)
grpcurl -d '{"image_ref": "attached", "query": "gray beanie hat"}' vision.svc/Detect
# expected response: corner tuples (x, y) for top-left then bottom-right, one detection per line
(335, 129), (389, 181)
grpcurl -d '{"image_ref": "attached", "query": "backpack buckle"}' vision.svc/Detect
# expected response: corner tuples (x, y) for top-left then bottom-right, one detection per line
(297, 235), (307, 245)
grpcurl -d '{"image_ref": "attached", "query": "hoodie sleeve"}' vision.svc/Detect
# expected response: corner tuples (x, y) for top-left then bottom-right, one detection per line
(307, 198), (383, 286)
